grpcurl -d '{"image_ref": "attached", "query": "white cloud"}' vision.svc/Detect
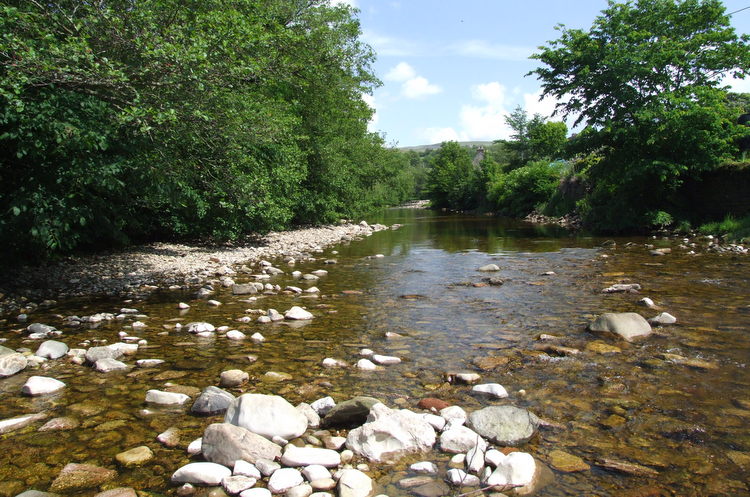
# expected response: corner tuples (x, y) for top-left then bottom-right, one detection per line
(384, 62), (442, 99)
(451, 40), (534, 61)
(724, 74), (750, 93)
(361, 30), (420, 57)
(384, 62), (416, 82)
(455, 82), (512, 141)
(419, 127), (460, 144)
(402, 76), (442, 98)
(522, 90), (558, 119)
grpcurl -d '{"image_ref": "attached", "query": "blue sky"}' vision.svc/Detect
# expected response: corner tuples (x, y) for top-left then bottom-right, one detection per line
(334, 0), (750, 147)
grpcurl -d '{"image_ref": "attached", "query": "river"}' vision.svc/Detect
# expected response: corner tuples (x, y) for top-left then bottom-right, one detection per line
(0, 207), (749, 497)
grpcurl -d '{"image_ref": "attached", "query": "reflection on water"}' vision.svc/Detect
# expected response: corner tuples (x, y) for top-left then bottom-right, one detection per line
(0, 208), (749, 496)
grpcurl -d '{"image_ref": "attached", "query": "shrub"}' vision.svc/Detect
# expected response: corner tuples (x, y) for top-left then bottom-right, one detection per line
(488, 160), (563, 217)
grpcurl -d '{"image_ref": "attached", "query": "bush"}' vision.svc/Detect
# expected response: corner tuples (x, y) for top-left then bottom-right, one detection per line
(488, 160), (563, 217)
(699, 215), (750, 241)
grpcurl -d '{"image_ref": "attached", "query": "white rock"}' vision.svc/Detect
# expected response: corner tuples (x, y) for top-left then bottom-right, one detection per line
(178, 302), (190, 309)
(268, 467), (303, 493)
(421, 413), (446, 431)
(337, 469), (372, 497)
(21, 376), (65, 396)
(132, 321), (148, 329)
(286, 286), (303, 294)
(234, 460), (262, 479)
(285, 306), (313, 320)
(439, 426), (486, 454)
(372, 354), (401, 365)
(146, 390), (190, 405)
(346, 403), (436, 462)
(483, 452), (536, 488)
(225, 394), (309, 441)
(471, 383), (508, 398)
(302, 465), (332, 482)
(355, 359), (377, 371)
(310, 396), (336, 417)
(359, 349), (374, 356)
(287, 483), (313, 497)
(484, 449), (505, 467)
(281, 446), (341, 468)
(223, 475), (257, 495)
(255, 458), (281, 477)
(94, 358), (129, 372)
(446, 468), (480, 486)
(227, 330), (247, 340)
(257, 316), (272, 324)
(478, 264), (500, 272)
(638, 297), (656, 308)
(322, 358), (347, 368)
(440, 406), (467, 427)
(187, 437), (202, 455)
(171, 462), (231, 485)
(241, 488), (272, 497)
(409, 461), (437, 474)
(305, 287), (320, 294)
(466, 444), (486, 474)
(296, 403), (321, 429)
(186, 322), (216, 333)
(136, 359), (165, 367)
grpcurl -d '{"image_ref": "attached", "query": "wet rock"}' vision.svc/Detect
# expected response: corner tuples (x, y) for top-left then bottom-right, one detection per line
(372, 354), (401, 365)
(285, 307), (313, 320)
(588, 313), (652, 341)
(417, 398), (451, 411)
(346, 403), (436, 462)
(445, 469), (480, 486)
(39, 417), (79, 431)
(115, 446), (154, 467)
(93, 488), (137, 497)
(203, 423), (282, 467)
(95, 358), (129, 372)
(337, 469), (372, 497)
(35, 340), (69, 360)
(478, 264), (500, 272)
(146, 390), (191, 405)
(471, 356), (509, 371)
(0, 346), (28, 377)
(225, 394), (308, 441)
(158, 427), (182, 447)
(439, 426), (486, 454)
(638, 297), (657, 309)
(85, 345), (124, 363)
(281, 446), (341, 468)
(172, 462), (231, 486)
(548, 450), (590, 472)
(220, 369), (249, 388)
(585, 341), (622, 354)
(409, 462), (438, 475)
(186, 322), (216, 334)
(355, 359), (377, 371)
(409, 481), (450, 497)
(649, 312), (677, 326)
(223, 475), (257, 495)
(136, 358), (165, 367)
(471, 384), (508, 398)
(27, 323), (60, 338)
(0, 413), (47, 434)
(658, 353), (718, 370)
(50, 463), (117, 492)
(187, 438), (202, 455)
(21, 376), (65, 396)
(310, 397), (336, 417)
(321, 396), (380, 428)
(601, 283), (641, 293)
(268, 468), (304, 494)
(596, 458), (659, 477)
(467, 406), (540, 446)
(445, 372), (481, 384)
(192, 386), (236, 415)
(233, 284), (258, 295)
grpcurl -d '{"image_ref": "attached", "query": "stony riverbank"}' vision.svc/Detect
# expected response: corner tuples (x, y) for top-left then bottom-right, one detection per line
(0, 221), (396, 315)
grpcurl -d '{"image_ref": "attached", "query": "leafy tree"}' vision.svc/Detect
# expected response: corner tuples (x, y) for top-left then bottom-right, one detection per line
(528, 120), (568, 161)
(425, 141), (480, 210)
(530, 0), (750, 231)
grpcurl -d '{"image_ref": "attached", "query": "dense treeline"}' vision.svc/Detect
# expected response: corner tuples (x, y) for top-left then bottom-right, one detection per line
(0, 0), (416, 260)
(421, 0), (750, 236)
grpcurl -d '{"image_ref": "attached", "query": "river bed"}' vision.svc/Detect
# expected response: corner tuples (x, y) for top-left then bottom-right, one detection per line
(0, 208), (748, 497)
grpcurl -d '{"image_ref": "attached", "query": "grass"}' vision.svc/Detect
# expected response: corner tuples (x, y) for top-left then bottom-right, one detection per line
(698, 214), (750, 242)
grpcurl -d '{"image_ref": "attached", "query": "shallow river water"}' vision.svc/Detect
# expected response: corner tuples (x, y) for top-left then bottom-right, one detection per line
(1, 208), (749, 497)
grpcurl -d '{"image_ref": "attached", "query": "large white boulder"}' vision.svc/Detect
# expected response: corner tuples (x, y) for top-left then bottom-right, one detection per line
(588, 312), (652, 341)
(483, 452), (536, 488)
(202, 423), (282, 466)
(346, 403), (436, 462)
(337, 469), (372, 497)
(21, 376), (65, 396)
(225, 394), (308, 441)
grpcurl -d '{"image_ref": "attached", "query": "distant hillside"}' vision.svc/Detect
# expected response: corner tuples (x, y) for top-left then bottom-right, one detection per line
(397, 141), (493, 153)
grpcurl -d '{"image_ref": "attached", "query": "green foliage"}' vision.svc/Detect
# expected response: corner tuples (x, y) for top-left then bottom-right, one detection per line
(0, 0), (414, 259)
(487, 161), (563, 217)
(699, 214), (750, 241)
(425, 141), (481, 210)
(531, 0), (750, 231)
(503, 106), (568, 168)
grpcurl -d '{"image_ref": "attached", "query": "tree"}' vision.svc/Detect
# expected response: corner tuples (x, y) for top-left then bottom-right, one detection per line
(425, 141), (479, 210)
(529, 0), (750, 231)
